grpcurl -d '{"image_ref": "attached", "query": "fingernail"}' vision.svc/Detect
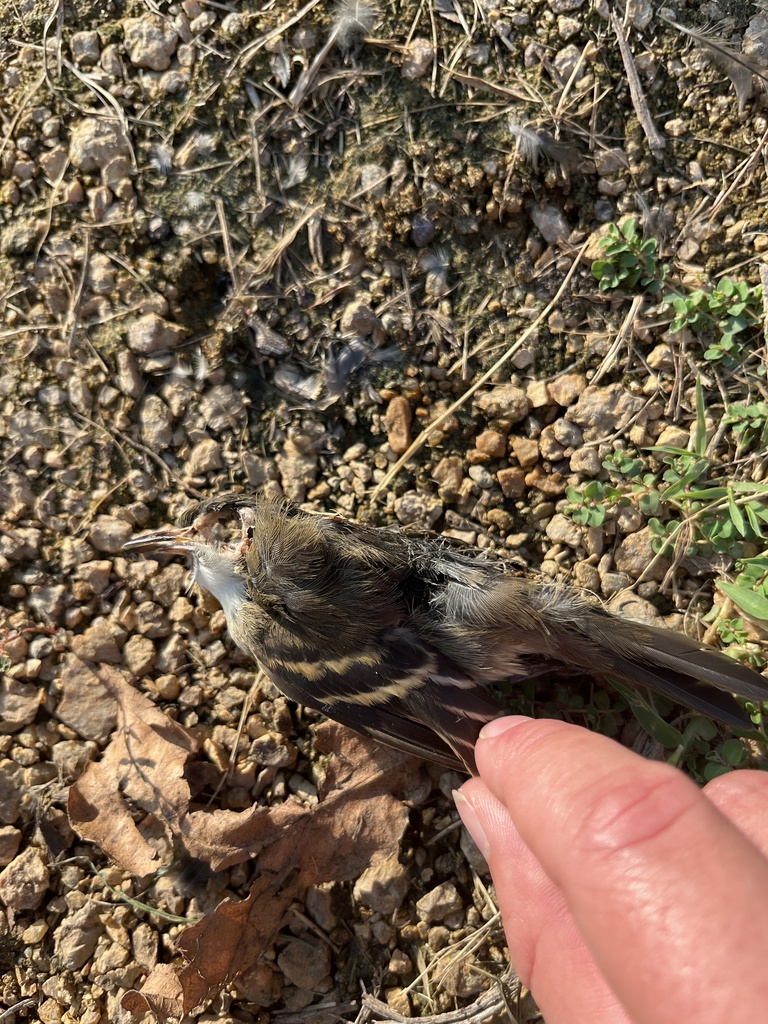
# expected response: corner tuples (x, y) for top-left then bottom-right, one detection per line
(453, 789), (489, 857)
(479, 715), (533, 740)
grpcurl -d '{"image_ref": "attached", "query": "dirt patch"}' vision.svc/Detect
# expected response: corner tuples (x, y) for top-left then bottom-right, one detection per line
(1, 0), (767, 1020)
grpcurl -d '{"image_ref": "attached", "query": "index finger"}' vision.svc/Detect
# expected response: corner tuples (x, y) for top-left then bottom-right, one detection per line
(475, 717), (768, 1024)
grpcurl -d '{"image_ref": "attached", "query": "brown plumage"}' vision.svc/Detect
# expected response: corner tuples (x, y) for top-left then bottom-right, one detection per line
(123, 493), (768, 773)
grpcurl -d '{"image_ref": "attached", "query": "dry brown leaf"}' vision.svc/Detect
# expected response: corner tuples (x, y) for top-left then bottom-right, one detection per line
(175, 875), (299, 1015)
(68, 665), (197, 875)
(121, 963), (186, 1019)
(182, 801), (305, 872)
(68, 666), (422, 1020)
(118, 723), (415, 1019)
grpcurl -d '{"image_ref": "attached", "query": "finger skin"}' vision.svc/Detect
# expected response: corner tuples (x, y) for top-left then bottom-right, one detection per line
(703, 769), (768, 855)
(470, 718), (768, 1024)
(459, 778), (633, 1024)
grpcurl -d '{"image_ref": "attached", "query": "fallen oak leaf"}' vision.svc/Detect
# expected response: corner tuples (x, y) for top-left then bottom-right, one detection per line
(120, 962), (186, 1019)
(123, 873), (300, 1019)
(176, 872), (300, 1014)
(68, 665), (198, 875)
(122, 725), (414, 1020)
(182, 800), (305, 873)
(177, 723), (422, 875)
(68, 782), (161, 877)
(67, 668), (421, 1020)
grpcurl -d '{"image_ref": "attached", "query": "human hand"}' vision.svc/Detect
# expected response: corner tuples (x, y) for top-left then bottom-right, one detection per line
(455, 716), (768, 1024)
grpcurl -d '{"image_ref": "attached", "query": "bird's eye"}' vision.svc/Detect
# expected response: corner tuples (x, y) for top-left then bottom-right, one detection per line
(246, 526), (254, 540)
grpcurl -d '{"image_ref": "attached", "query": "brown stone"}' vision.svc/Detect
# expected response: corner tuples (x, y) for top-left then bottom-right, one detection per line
(510, 437), (539, 467)
(497, 467), (525, 498)
(475, 429), (506, 458)
(383, 396), (413, 455)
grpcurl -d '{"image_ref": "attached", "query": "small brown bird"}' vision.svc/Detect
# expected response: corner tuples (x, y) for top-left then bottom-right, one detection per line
(123, 493), (768, 773)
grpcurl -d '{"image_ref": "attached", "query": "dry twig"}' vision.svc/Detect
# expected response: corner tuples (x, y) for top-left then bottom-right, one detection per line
(370, 239), (591, 501)
(610, 10), (665, 156)
(357, 966), (521, 1024)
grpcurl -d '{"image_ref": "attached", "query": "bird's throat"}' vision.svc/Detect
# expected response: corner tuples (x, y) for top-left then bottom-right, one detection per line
(193, 546), (248, 626)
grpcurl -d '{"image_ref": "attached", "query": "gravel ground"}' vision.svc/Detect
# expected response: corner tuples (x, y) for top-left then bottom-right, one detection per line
(2, 0), (768, 1021)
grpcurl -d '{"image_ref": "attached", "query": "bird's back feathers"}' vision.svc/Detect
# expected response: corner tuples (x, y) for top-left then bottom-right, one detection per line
(129, 494), (768, 772)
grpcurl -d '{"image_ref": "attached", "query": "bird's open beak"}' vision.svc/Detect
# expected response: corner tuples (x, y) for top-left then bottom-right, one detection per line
(122, 526), (197, 556)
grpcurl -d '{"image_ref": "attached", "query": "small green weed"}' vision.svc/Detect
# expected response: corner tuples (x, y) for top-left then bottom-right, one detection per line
(644, 442), (768, 557)
(664, 278), (763, 370)
(725, 401), (768, 455)
(593, 219), (763, 368)
(702, 552), (768, 673)
(565, 480), (623, 527)
(591, 217), (669, 295)
(670, 718), (756, 782)
(611, 691), (762, 782)
(719, 555), (768, 618)
(564, 382), (768, 557)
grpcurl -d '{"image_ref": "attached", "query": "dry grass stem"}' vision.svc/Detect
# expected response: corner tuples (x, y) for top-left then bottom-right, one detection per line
(592, 294), (645, 384)
(610, 10), (665, 156)
(359, 965), (520, 1024)
(370, 238), (591, 502)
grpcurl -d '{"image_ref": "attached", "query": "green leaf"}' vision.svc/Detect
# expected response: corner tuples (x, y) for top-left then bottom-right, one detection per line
(717, 581), (768, 622)
(727, 488), (746, 537)
(638, 490), (661, 514)
(645, 444), (695, 458)
(721, 738), (747, 766)
(610, 680), (686, 748)
(745, 502), (765, 536)
(725, 481), (768, 495)
(584, 480), (605, 500)
(597, 715), (619, 736)
(660, 461), (711, 500)
(592, 689), (611, 711)
(685, 716), (718, 743)
(703, 762), (733, 781)
(671, 485), (726, 501)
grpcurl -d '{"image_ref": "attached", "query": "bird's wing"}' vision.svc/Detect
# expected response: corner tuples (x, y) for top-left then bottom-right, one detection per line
(262, 625), (501, 773)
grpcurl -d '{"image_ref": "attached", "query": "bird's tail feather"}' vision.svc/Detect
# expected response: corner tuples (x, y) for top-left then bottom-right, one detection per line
(600, 654), (753, 728)
(584, 612), (768, 728)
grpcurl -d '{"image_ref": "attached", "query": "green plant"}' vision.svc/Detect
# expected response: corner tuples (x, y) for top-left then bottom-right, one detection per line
(601, 449), (644, 478)
(725, 401), (768, 455)
(564, 480), (624, 527)
(671, 719), (756, 782)
(644, 381), (768, 556)
(645, 458), (768, 557)
(664, 278), (764, 369)
(718, 553), (768, 616)
(564, 382), (768, 557)
(702, 554), (768, 673)
(591, 217), (669, 294)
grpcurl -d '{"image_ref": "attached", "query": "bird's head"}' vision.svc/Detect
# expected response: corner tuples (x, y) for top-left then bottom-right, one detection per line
(123, 497), (259, 627)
